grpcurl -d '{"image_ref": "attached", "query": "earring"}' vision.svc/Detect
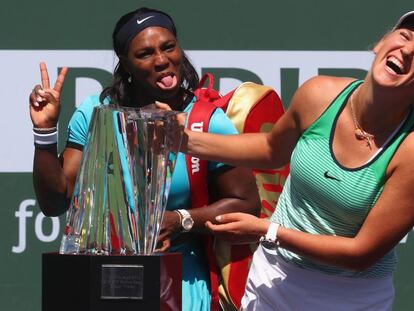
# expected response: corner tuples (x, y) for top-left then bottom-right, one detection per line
(127, 75), (132, 83)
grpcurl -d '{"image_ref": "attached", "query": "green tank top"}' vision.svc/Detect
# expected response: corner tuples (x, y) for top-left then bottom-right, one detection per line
(271, 80), (414, 278)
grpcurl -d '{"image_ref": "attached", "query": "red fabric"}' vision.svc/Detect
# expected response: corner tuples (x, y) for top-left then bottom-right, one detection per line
(185, 99), (216, 208)
(188, 73), (289, 310)
(186, 91), (220, 311)
(224, 90), (287, 307)
(227, 244), (252, 302)
(109, 211), (121, 252)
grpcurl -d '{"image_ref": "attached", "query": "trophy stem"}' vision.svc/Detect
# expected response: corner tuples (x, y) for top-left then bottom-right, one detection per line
(60, 105), (185, 256)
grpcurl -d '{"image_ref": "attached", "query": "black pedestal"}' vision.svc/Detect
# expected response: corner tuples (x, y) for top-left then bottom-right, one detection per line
(42, 252), (182, 311)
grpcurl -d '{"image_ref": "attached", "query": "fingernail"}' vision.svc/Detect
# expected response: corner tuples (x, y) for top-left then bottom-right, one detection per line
(37, 96), (42, 102)
(216, 215), (222, 221)
(38, 89), (45, 94)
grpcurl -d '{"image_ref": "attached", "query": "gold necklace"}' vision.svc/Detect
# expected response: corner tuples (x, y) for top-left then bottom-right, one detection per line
(349, 92), (375, 149)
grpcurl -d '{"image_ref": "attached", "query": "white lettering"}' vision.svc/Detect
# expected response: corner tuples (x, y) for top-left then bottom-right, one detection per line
(0, 50), (373, 173)
(191, 121), (204, 132)
(190, 122), (204, 174)
(35, 213), (60, 242)
(12, 199), (35, 253)
(191, 157), (200, 174)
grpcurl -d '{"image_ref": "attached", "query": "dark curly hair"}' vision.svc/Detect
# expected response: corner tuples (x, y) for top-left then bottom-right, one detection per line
(100, 7), (199, 107)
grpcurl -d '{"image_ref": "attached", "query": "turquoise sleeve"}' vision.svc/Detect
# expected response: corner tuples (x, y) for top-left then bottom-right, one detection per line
(67, 95), (101, 147)
(207, 107), (238, 171)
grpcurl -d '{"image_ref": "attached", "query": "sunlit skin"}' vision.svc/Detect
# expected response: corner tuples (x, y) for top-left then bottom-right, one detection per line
(121, 27), (184, 109)
(29, 63), (68, 128)
(349, 26), (414, 142)
(371, 26), (414, 89)
(28, 23), (260, 254)
(182, 25), (414, 272)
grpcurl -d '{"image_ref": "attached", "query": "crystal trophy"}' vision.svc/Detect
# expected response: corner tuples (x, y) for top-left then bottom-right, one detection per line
(59, 104), (185, 255)
(43, 105), (185, 310)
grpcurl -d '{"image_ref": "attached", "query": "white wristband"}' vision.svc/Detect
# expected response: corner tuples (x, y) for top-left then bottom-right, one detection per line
(266, 222), (280, 242)
(260, 221), (280, 249)
(33, 130), (58, 145)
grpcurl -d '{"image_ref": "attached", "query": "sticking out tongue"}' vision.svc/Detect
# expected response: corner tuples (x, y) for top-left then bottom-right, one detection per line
(156, 75), (178, 90)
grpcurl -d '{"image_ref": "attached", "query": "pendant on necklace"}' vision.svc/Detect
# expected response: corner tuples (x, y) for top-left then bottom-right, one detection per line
(354, 128), (373, 149)
(354, 128), (366, 140)
(365, 136), (372, 149)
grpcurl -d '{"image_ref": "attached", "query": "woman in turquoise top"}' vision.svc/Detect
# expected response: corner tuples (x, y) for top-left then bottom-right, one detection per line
(178, 11), (414, 311)
(28, 7), (260, 311)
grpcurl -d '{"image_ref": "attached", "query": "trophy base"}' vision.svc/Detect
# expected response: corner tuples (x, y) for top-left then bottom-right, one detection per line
(42, 252), (182, 311)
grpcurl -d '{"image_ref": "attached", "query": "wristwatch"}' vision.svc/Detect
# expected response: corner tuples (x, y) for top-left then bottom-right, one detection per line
(175, 209), (194, 232)
(260, 222), (280, 249)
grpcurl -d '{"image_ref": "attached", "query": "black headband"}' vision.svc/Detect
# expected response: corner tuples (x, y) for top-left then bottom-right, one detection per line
(393, 11), (414, 30)
(115, 11), (176, 55)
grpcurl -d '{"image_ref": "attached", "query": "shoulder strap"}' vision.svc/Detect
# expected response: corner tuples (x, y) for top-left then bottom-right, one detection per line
(185, 99), (216, 208)
(193, 73), (221, 102)
(185, 89), (221, 311)
(187, 73), (243, 311)
(193, 72), (236, 109)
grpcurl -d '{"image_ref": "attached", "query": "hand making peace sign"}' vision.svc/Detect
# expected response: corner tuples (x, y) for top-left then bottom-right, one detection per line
(29, 62), (68, 128)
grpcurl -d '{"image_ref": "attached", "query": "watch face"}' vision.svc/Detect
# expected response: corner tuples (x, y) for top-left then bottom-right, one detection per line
(182, 217), (194, 231)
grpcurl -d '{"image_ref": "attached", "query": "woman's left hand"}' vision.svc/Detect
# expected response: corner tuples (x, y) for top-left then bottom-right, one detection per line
(158, 210), (181, 243)
(155, 101), (187, 153)
(155, 239), (171, 252)
(155, 101), (186, 126)
(205, 212), (270, 244)
(155, 101), (172, 111)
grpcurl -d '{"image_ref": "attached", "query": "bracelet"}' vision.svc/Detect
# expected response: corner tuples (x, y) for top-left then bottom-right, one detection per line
(33, 126), (57, 134)
(174, 210), (183, 223)
(34, 142), (57, 150)
(33, 129), (58, 146)
(175, 209), (194, 232)
(260, 222), (280, 249)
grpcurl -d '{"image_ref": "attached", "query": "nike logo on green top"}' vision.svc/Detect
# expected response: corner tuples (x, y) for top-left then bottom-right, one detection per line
(324, 171), (340, 181)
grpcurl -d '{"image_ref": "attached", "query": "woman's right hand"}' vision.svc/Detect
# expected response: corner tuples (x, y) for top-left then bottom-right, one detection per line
(205, 212), (270, 244)
(29, 62), (68, 128)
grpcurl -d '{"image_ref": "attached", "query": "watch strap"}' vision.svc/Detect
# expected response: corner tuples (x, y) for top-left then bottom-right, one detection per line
(176, 209), (191, 219)
(174, 209), (183, 223)
(176, 209), (194, 232)
(260, 221), (280, 249)
(266, 222), (279, 242)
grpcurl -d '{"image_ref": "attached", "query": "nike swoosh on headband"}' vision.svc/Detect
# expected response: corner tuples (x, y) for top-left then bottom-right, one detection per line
(137, 16), (154, 24)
